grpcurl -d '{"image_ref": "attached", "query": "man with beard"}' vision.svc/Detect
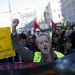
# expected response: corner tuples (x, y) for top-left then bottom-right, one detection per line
(11, 18), (64, 63)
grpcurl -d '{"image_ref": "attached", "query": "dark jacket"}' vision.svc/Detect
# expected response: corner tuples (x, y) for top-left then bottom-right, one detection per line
(69, 31), (75, 48)
(11, 34), (33, 62)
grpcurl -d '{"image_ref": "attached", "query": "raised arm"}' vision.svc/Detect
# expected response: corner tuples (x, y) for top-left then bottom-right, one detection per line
(11, 18), (33, 62)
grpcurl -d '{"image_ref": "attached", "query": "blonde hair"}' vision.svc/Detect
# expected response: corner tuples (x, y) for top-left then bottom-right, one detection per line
(36, 32), (50, 44)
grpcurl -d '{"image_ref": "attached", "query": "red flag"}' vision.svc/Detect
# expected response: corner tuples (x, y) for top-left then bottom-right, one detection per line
(52, 20), (57, 29)
(34, 21), (40, 32)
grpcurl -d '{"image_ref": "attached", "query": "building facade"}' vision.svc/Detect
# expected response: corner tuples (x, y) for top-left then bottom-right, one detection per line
(50, 0), (63, 23)
(61, 0), (75, 23)
(44, 0), (63, 24)
(44, 3), (52, 24)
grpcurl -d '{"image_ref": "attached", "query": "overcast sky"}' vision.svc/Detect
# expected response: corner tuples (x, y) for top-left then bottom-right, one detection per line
(0, 0), (50, 13)
(0, 0), (50, 27)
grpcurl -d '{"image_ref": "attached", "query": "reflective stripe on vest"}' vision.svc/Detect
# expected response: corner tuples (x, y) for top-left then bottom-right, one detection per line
(33, 51), (64, 62)
(33, 52), (42, 62)
(54, 51), (64, 58)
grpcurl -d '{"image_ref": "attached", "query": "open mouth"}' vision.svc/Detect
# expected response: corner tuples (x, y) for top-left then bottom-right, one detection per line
(44, 47), (48, 51)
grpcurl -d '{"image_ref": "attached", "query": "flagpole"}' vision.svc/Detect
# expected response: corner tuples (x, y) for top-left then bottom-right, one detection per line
(8, 0), (14, 56)
(8, 0), (12, 21)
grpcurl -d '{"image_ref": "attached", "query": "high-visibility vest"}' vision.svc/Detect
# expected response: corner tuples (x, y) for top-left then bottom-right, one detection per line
(54, 51), (64, 58)
(64, 20), (67, 27)
(49, 31), (52, 42)
(33, 51), (64, 62)
(36, 28), (40, 32)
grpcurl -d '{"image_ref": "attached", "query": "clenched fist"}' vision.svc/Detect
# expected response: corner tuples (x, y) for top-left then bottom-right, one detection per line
(11, 18), (19, 34)
(12, 18), (19, 28)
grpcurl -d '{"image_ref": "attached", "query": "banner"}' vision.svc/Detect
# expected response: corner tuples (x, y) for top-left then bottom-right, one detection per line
(0, 27), (16, 59)
(0, 62), (60, 75)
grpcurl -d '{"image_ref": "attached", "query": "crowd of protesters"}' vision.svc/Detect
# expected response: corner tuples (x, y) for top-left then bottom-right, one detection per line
(0, 18), (75, 63)
(52, 25), (75, 55)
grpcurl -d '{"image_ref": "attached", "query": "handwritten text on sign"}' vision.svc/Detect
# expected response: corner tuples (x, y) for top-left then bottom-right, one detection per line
(0, 27), (16, 59)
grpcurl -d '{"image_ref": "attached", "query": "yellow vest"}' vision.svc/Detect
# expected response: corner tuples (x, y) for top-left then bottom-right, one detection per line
(49, 31), (52, 42)
(54, 51), (64, 58)
(33, 51), (64, 62)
